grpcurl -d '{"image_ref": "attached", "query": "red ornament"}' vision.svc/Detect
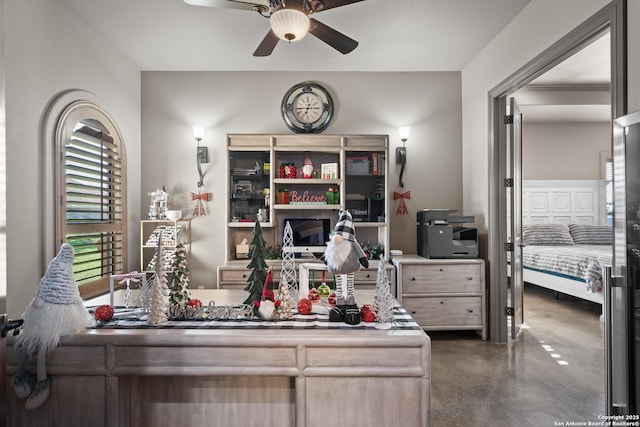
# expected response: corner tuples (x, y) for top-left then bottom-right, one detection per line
(360, 304), (376, 323)
(308, 288), (320, 303)
(327, 292), (337, 306)
(94, 304), (114, 322)
(297, 298), (313, 315)
(187, 299), (202, 308)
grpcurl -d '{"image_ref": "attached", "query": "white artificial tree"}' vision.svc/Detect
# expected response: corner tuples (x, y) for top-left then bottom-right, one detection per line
(148, 234), (169, 324)
(276, 278), (293, 320)
(372, 257), (395, 329)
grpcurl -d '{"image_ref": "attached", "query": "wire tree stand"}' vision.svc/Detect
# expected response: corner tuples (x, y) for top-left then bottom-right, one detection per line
(281, 221), (298, 302)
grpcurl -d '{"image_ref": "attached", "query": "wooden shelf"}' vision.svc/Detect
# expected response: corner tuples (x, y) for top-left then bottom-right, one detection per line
(351, 222), (388, 227)
(228, 221), (274, 228)
(273, 178), (341, 185)
(274, 204), (342, 210)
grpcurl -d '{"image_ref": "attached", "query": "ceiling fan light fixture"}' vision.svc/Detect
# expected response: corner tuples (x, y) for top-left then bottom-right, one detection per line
(270, 8), (310, 42)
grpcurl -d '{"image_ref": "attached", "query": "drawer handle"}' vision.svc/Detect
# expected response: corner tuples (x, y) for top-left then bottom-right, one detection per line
(411, 277), (416, 281)
(411, 310), (417, 315)
(242, 274), (247, 278)
(468, 309), (474, 313)
(439, 268), (444, 272)
(439, 301), (444, 304)
(366, 274), (371, 278)
(467, 276), (473, 280)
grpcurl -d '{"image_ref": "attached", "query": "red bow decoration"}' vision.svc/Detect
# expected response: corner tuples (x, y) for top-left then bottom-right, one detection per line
(394, 191), (411, 216)
(191, 189), (209, 216)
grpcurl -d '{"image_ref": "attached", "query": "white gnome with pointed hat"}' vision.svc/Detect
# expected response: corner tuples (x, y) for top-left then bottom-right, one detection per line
(322, 210), (369, 324)
(301, 154), (314, 178)
(12, 243), (92, 409)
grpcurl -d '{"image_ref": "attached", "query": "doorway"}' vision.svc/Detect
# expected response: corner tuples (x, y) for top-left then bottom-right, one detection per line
(488, 0), (625, 416)
(488, 0), (624, 344)
(512, 30), (612, 331)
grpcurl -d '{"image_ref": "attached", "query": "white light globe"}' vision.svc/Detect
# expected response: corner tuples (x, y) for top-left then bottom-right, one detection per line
(270, 8), (310, 42)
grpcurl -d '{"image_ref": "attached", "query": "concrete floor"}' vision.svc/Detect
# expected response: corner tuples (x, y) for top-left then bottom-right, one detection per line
(430, 284), (605, 427)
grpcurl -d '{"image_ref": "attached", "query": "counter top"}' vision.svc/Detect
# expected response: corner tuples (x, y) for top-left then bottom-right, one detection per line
(8, 289), (431, 427)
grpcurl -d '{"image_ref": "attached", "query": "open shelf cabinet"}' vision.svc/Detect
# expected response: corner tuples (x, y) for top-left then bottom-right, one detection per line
(226, 134), (389, 263)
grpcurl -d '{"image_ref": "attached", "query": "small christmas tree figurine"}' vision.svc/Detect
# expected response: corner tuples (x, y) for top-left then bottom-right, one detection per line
(244, 219), (269, 308)
(168, 243), (191, 308)
(275, 278), (293, 320)
(372, 258), (395, 329)
(148, 233), (169, 324)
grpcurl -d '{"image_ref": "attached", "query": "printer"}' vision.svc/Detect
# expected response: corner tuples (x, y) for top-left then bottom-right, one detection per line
(417, 209), (478, 259)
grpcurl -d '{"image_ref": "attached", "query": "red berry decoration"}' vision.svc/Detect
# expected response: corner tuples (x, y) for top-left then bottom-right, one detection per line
(187, 299), (202, 308)
(94, 304), (114, 322)
(360, 304), (376, 323)
(297, 298), (313, 315)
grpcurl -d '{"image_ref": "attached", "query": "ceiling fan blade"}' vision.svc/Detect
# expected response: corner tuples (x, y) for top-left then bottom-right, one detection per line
(311, 0), (364, 12)
(183, 0), (268, 11)
(308, 18), (358, 54)
(253, 30), (280, 57)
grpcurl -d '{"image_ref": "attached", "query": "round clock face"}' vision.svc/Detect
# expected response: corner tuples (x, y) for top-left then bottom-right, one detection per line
(282, 82), (334, 133)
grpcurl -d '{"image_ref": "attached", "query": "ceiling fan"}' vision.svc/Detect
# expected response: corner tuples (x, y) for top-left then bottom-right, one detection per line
(183, 0), (363, 56)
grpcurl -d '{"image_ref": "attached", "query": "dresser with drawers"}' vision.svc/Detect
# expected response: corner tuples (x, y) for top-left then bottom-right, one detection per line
(393, 255), (486, 340)
(218, 260), (396, 297)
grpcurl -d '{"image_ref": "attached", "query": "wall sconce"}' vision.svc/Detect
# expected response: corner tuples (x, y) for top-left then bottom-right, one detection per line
(192, 125), (209, 188)
(396, 126), (411, 188)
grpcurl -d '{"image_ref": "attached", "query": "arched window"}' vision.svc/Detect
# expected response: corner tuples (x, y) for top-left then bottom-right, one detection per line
(55, 101), (127, 298)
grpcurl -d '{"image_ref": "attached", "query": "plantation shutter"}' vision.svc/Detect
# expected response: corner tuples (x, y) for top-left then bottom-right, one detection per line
(57, 104), (127, 298)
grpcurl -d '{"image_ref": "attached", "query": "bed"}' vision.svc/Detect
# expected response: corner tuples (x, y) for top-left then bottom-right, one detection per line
(519, 180), (611, 315)
(521, 222), (611, 315)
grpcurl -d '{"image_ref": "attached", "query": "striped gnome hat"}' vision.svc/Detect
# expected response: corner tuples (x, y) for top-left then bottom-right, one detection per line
(334, 210), (356, 242)
(36, 243), (83, 305)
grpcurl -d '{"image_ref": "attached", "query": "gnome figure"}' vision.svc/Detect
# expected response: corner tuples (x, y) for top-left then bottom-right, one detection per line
(301, 155), (314, 178)
(322, 210), (369, 324)
(255, 269), (280, 321)
(12, 243), (92, 409)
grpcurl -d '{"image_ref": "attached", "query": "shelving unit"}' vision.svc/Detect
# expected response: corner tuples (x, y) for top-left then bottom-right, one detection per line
(140, 219), (190, 273)
(225, 134), (389, 263)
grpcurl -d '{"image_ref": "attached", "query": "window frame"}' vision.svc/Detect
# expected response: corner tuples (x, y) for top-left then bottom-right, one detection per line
(55, 101), (127, 299)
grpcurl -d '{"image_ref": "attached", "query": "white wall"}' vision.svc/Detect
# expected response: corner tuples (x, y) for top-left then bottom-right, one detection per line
(4, 0), (141, 317)
(522, 122), (611, 180)
(141, 71), (463, 287)
(461, 0), (610, 232)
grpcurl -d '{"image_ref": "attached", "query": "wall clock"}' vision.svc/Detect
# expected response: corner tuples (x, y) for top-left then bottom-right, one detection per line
(281, 82), (334, 134)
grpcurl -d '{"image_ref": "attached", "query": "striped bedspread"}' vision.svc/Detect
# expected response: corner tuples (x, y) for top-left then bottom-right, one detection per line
(522, 245), (612, 293)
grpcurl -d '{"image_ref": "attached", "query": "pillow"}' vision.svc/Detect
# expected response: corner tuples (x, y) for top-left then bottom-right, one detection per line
(522, 224), (574, 246)
(568, 224), (612, 245)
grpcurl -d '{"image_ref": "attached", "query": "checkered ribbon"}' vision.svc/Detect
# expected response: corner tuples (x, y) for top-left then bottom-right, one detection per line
(394, 191), (410, 216)
(90, 307), (422, 331)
